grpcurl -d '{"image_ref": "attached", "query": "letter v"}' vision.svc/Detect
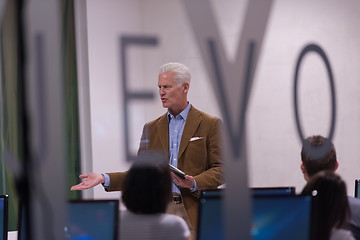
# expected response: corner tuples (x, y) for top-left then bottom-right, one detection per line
(182, 2), (274, 240)
(183, 0), (273, 158)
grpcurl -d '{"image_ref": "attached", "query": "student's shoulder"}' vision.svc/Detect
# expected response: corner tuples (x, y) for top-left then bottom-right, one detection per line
(348, 196), (360, 217)
(160, 213), (187, 226)
(160, 214), (190, 233)
(348, 196), (360, 207)
(330, 228), (355, 240)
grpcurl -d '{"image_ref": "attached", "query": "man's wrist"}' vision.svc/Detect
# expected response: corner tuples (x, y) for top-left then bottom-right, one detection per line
(101, 173), (110, 188)
(190, 179), (197, 192)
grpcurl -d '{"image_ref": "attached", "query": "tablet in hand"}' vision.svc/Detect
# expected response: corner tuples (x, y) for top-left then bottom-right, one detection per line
(169, 164), (186, 179)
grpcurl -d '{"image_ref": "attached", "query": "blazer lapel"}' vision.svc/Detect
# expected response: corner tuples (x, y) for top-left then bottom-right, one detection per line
(178, 106), (202, 160)
(156, 114), (169, 157)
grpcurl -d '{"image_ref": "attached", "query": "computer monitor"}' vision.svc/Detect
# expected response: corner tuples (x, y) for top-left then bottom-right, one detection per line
(355, 179), (360, 198)
(252, 187), (295, 196)
(197, 191), (312, 240)
(18, 199), (119, 240)
(66, 199), (119, 240)
(17, 202), (27, 240)
(197, 190), (223, 240)
(0, 195), (8, 240)
(200, 186), (295, 198)
(252, 195), (312, 239)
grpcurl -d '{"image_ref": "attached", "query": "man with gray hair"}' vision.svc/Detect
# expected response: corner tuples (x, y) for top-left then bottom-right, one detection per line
(71, 62), (224, 236)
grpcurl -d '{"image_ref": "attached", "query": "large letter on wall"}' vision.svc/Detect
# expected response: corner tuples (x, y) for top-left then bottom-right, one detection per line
(182, 1), (273, 239)
(293, 43), (336, 159)
(120, 36), (158, 161)
(26, 1), (66, 239)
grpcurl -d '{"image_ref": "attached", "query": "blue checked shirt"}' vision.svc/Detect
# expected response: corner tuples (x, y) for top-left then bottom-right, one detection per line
(168, 103), (197, 194)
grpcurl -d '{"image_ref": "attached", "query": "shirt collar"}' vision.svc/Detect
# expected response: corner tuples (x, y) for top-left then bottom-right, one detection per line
(168, 102), (191, 120)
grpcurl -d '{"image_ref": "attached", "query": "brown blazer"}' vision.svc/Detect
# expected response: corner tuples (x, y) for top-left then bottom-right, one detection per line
(107, 105), (224, 230)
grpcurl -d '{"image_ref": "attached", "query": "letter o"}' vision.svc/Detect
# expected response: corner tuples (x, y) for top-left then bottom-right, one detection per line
(293, 43), (336, 159)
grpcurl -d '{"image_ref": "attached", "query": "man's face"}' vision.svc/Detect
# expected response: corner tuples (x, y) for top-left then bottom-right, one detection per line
(158, 71), (189, 115)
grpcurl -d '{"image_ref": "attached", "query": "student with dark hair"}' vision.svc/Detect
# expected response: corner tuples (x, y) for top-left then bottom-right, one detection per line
(119, 157), (191, 240)
(300, 135), (360, 239)
(300, 135), (337, 179)
(302, 171), (354, 240)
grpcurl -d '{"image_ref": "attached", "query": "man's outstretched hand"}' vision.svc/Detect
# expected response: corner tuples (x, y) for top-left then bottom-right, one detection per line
(70, 172), (105, 190)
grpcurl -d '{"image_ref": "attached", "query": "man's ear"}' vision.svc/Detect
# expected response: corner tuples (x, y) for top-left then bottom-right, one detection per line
(301, 162), (309, 181)
(183, 83), (189, 93)
(300, 162), (306, 174)
(334, 161), (339, 171)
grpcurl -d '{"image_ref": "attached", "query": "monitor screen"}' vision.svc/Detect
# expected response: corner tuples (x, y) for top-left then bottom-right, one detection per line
(356, 179), (360, 199)
(18, 200), (119, 240)
(0, 195), (8, 240)
(200, 187), (295, 198)
(17, 202), (27, 240)
(252, 195), (312, 239)
(251, 187), (295, 196)
(197, 192), (312, 240)
(66, 200), (119, 240)
(197, 192), (223, 240)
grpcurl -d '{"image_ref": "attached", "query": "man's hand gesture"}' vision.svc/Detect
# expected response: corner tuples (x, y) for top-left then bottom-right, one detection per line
(70, 172), (105, 190)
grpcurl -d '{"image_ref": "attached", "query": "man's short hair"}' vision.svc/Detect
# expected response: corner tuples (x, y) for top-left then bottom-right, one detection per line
(159, 62), (191, 85)
(301, 135), (337, 177)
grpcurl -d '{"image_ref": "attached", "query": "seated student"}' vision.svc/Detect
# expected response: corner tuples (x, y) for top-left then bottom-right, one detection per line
(300, 135), (360, 239)
(120, 155), (191, 240)
(301, 171), (355, 240)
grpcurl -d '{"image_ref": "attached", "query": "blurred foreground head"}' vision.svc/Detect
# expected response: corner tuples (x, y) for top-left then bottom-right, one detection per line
(122, 152), (172, 214)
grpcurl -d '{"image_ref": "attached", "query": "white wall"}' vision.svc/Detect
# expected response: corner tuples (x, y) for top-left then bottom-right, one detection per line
(81, 0), (360, 197)
(85, 0), (144, 199)
(247, 0), (360, 193)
